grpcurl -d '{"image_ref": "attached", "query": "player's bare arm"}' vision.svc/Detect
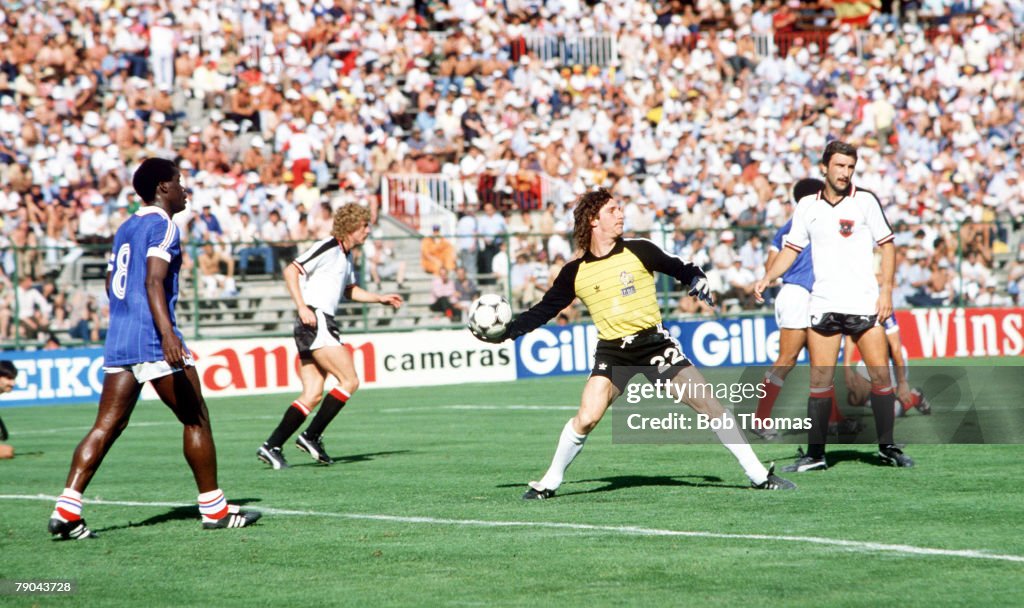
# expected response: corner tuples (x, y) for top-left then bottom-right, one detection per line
(283, 261), (317, 327)
(876, 241), (895, 321)
(345, 284), (403, 309)
(145, 256), (185, 368)
(764, 249), (778, 278)
(754, 247), (798, 302)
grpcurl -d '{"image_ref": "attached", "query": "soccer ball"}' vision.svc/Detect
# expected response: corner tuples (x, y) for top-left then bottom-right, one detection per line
(468, 293), (512, 342)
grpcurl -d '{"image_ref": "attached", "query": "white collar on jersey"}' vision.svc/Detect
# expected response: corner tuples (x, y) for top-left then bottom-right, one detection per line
(135, 205), (170, 219)
(818, 184), (856, 206)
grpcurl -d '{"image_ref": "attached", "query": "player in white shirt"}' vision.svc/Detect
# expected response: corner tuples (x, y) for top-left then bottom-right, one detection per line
(755, 141), (914, 471)
(257, 204), (403, 469)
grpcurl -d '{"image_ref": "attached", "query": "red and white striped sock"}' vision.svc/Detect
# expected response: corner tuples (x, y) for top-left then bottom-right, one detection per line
(51, 488), (83, 522)
(198, 489), (230, 523)
(291, 400), (311, 416)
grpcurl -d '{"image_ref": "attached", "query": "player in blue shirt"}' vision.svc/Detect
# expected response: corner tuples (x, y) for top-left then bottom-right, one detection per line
(750, 178), (861, 440)
(48, 158), (260, 540)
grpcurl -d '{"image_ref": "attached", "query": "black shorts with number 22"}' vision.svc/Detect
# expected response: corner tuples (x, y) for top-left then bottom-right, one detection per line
(592, 325), (692, 393)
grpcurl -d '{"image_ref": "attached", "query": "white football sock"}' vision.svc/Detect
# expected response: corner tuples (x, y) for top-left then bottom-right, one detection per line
(198, 489), (229, 522)
(538, 419), (588, 491)
(52, 488), (83, 521)
(712, 411), (769, 485)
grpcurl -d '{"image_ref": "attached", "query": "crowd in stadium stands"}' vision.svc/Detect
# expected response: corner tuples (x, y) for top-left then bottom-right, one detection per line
(1, 0), (1024, 345)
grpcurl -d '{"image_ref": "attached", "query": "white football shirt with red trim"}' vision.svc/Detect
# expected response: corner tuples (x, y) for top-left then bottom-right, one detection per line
(784, 185), (894, 316)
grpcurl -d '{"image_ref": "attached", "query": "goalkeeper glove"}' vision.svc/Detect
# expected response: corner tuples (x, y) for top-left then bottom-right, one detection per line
(688, 275), (714, 307)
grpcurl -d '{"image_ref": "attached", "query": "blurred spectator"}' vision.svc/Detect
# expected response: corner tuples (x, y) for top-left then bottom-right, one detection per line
(421, 224), (456, 275)
(260, 209), (293, 277)
(197, 243), (238, 299)
(723, 258), (758, 309)
(233, 212), (275, 277)
(365, 236), (407, 290)
(0, 280), (11, 341)
(738, 234), (767, 277)
(15, 276), (51, 340)
(510, 251), (541, 308)
(453, 266), (479, 318)
(294, 172), (321, 208)
(975, 279), (1011, 307)
(490, 241), (510, 289)
(476, 202), (507, 278)
(78, 194), (112, 246)
(67, 292), (107, 344)
(428, 267), (459, 321)
(455, 208), (479, 275)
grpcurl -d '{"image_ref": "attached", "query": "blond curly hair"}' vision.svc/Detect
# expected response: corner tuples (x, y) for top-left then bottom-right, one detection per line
(331, 203), (371, 239)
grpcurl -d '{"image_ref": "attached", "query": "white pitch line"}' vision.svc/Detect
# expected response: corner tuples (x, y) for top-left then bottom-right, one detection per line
(3, 494), (1022, 564)
(380, 404), (577, 413)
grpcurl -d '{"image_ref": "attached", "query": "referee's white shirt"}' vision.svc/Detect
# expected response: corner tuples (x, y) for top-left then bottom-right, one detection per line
(291, 237), (356, 314)
(784, 185), (894, 316)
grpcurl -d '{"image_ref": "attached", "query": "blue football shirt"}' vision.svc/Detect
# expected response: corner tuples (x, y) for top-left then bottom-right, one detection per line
(772, 219), (814, 292)
(103, 206), (186, 366)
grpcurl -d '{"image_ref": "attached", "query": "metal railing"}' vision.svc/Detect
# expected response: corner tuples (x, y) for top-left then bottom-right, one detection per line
(381, 174), (459, 235)
(523, 34), (618, 67)
(382, 172), (578, 233)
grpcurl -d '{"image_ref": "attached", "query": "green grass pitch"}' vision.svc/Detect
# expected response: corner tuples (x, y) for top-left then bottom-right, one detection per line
(1, 364), (1022, 606)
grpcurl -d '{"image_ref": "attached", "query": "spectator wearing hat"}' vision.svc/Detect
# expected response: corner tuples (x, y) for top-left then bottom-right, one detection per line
(711, 229), (738, 269)
(199, 203), (226, 245)
(294, 172), (321, 208)
(975, 279), (1010, 307)
(421, 224), (457, 275)
(78, 194), (112, 246)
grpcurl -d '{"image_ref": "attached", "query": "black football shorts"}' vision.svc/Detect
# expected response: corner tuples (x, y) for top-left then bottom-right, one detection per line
(809, 312), (878, 337)
(294, 307), (343, 360)
(592, 325), (692, 393)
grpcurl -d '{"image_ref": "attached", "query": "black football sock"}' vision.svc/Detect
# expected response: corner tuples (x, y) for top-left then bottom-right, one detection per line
(805, 386), (834, 460)
(870, 386), (897, 447)
(265, 400), (310, 448)
(304, 387), (349, 439)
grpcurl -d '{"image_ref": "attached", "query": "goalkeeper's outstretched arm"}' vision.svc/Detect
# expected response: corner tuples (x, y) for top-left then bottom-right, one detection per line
(503, 260), (579, 342)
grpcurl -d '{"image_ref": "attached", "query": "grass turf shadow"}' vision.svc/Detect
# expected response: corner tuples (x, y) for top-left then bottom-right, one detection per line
(284, 449), (412, 468)
(91, 498), (262, 534)
(497, 474), (742, 495)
